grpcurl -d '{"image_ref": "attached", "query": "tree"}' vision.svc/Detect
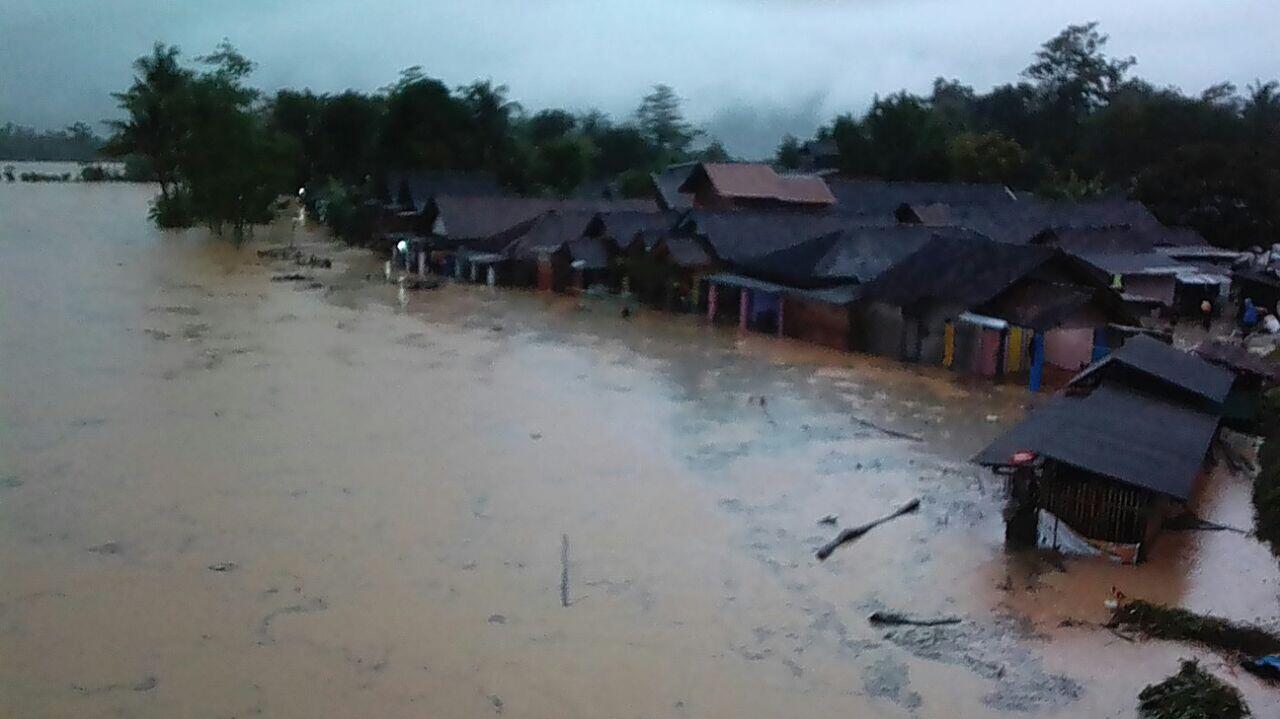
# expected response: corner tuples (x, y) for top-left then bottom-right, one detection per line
(862, 92), (950, 180)
(636, 84), (699, 158)
(103, 42), (192, 201)
(775, 134), (802, 169)
(592, 125), (659, 177)
(108, 41), (291, 239)
(827, 114), (873, 176)
(458, 80), (519, 170)
(381, 69), (474, 169)
(526, 109), (577, 144)
(534, 136), (593, 196)
(947, 132), (1029, 185)
(698, 138), (732, 163)
(1024, 22), (1135, 116)
(178, 41), (290, 241)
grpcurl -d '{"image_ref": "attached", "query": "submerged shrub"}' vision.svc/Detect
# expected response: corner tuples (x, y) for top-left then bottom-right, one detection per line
(1113, 600), (1280, 656)
(1138, 660), (1250, 719)
(148, 189), (195, 228)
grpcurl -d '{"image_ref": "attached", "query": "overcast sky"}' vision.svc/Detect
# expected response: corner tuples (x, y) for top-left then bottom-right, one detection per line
(3, 0), (1276, 157)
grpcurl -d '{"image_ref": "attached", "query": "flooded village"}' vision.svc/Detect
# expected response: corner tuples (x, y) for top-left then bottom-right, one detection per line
(4, 8), (1280, 717)
(3, 158), (1280, 718)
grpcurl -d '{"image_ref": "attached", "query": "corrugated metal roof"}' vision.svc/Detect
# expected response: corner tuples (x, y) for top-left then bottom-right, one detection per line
(856, 236), (1058, 309)
(433, 196), (656, 242)
(974, 383), (1218, 500)
(1070, 334), (1236, 405)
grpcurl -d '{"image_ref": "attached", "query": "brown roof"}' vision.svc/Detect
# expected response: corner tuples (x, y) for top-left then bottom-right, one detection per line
(678, 163), (835, 206)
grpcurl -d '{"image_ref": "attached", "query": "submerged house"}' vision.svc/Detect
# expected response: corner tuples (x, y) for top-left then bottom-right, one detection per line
(375, 171), (505, 254)
(975, 335), (1234, 562)
(445, 197), (655, 282)
(706, 225), (982, 350)
(677, 163), (836, 211)
(853, 236), (1133, 387)
(503, 210), (601, 291)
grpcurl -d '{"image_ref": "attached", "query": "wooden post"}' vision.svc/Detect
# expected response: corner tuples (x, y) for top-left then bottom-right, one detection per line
(1029, 332), (1045, 392)
(707, 283), (718, 322)
(776, 296), (785, 338)
(942, 322), (955, 368)
(739, 289), (750, 331)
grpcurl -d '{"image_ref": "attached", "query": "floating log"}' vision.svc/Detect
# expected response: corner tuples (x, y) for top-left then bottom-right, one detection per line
(868, 611), (960, 626)
(815, 498), (921, 561)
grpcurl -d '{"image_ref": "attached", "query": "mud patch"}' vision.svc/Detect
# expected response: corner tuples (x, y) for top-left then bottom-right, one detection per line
(879, 616), (1082, 712)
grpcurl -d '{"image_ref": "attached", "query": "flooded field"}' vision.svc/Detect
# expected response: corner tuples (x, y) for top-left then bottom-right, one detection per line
(2, 172), (1278, 717)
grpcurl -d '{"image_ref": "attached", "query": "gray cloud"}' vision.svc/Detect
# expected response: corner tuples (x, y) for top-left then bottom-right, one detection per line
(3, 0), (1276, 156)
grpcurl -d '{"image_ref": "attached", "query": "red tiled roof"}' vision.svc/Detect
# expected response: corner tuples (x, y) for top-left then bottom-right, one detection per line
(679, 163), (835, 206)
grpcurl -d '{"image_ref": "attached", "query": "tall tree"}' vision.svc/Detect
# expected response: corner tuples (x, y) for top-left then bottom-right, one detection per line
(636, 84), (699, 159)
(775, 134), (802, 169)
(103, 42), (192, 201)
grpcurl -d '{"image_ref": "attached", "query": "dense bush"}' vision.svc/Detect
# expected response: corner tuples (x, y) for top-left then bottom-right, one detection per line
(1253, 389), (1280, 553)
(1138, 660), (1250, 719)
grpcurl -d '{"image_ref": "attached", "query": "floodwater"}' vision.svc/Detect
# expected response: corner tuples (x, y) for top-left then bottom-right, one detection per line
(2, 169), (1277, 718)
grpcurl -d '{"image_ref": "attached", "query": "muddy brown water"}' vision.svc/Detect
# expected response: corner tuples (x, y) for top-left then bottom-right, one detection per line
(2, 170), (1278, 717)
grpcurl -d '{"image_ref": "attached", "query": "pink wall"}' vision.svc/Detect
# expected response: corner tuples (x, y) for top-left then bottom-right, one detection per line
(1044, 327), (1094, 371)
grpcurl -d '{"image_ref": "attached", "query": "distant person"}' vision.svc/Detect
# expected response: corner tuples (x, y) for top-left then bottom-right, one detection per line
(1200, 300), (1213, 331)
(1242, 297), (1260, 331)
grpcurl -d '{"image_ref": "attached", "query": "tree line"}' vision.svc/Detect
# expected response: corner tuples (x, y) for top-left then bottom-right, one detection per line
(777, 23), (1280, 249)
(0, 122), (104, 161)
(102, 23), (1278, 248)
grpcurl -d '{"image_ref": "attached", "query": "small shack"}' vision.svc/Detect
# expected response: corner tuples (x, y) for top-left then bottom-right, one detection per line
(975, 383), (1221, 563)
(854, 236), (1132, 388)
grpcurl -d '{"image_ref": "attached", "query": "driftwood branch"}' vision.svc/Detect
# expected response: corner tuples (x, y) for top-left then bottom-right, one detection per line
(815, 498), (921, 561)
(851, 417), (923, 442)
(868, 611), (961, 627)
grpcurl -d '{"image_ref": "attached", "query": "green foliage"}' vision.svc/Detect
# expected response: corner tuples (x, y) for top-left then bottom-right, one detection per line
(1253, 389), (1280, 552)
(775, 134), (802, 169)
(108, 41), (292, 241)
(862, 92), (950, 180)
(103, 43), (192, 199)
(148, 187), (194, 228)
(1112, 600), (1280, 656)
(1138, 660), (1250, 719)
(615, 168), (656, 198)
(947, 132), (1030, 185)
(534, 136), (594, 196)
